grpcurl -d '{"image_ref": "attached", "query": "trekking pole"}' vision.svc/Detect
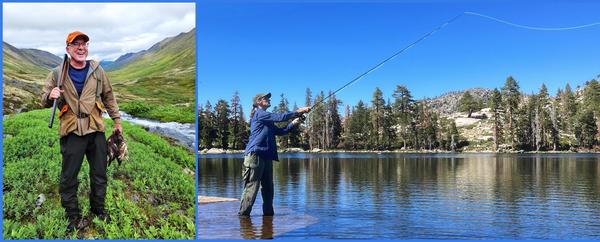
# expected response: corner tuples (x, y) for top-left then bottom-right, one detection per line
(49, 54), (69, 128)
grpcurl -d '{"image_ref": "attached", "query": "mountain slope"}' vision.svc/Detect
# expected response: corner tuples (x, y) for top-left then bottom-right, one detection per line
(108, 28), (196, 105)
(422, 88), (492, 115)
(2, 42), (58, 83)
(101, 51), (148, 71)
(20, 48), (61, 69)
(2, 42), (61, 114)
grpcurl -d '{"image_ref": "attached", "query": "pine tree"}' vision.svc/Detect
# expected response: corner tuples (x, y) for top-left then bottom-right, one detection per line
(303, 88), (313, 149)
(583, 79), (600, 142)
(549, 96), (560, 150)
(412, 103), (425, 149)
(229, 91), (243, 150)
(560, 83), (578, 146)
(346, 101), (369, 149)
(371, 88), (385, 149)
(215, 99), (230, 149)
(537, 84), (552, 150)
(502, 76), (521, 148)
(448, 120), (460, 151)
(531, 93), (543, 151)
(514, 95), (532, 150)
(310, 91), (326, 149)
(458, 91), (480, 118)
(575, 108), (597, 148)
(274, 93), (290, 149)
(238, 107), (249, 149)
(382, 100), (396, 149)
(326, 92), (342, 149)
(201, 101), (217, 149)
(392, 85), (414, 149)
(583, 79), (600, 115)
(422, 109), (439, 150)
(342, 104), (351, 148)
(489, 88), (503, 151)
(289, 103), (302, 148)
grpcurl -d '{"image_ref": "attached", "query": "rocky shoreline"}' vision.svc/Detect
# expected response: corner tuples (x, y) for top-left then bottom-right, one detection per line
(198, 196), (238, 204)
(198, 147), (599, 155)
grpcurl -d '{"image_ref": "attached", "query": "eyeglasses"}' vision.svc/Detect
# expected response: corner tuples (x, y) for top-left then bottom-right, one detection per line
(68, 42), (89, 48)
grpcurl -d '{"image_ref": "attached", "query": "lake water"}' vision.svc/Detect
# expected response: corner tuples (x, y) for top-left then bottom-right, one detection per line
(198, 153), (600, 239)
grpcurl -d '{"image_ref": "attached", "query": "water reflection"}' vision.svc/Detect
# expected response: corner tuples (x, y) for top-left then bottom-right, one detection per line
(198, 201), (318, 240)
(239, 216), (274, 239)
(199, 153), (600, 239)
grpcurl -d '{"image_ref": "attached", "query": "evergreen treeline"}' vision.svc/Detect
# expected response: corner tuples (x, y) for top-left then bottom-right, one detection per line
(199, 76), (600, 152)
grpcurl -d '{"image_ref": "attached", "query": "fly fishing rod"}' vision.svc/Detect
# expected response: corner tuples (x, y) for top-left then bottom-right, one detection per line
(300, 11), (600, 119)
(299, 12), (464, 121)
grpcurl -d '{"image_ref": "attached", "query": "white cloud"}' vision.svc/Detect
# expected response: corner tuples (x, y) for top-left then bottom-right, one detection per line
(3, 3), (195, 61)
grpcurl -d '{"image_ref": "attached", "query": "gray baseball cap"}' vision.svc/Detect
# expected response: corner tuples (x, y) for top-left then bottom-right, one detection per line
(252, 92), (271, 104)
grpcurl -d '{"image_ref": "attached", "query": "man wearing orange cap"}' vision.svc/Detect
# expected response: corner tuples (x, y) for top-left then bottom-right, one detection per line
(42, 31), (122, 231)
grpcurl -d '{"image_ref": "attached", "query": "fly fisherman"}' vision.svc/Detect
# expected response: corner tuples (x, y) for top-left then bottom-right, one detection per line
(239, 93), (311, 216)
(41, 31), (121, 231)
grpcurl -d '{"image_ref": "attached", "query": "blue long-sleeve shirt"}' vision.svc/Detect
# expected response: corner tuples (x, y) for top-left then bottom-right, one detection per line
(244, 108), (298, 161)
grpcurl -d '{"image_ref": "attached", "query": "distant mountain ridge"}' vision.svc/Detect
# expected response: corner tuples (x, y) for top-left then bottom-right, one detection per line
(101, 50), (148, 71)
(107, 28), (196, 105)
(20, 48), (62, 69)
(101, 29), (193, 72)
(2, 42), (63, 113)
(3, 42), (61, 70)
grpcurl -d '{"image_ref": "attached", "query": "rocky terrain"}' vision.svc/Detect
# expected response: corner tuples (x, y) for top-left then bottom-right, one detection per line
(422, 88), (492, 115)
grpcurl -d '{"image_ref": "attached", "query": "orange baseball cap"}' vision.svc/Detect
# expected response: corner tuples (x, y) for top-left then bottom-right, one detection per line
(65, 31), (89, 45)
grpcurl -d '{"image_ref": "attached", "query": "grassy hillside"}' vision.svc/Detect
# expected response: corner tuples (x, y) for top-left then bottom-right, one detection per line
(2, 43), (51, 82)
(108, 29), (195, 110)
(3, 109), (195, 239)
(2, 42), (59, 114)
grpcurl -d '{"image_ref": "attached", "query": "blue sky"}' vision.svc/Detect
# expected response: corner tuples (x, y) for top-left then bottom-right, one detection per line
(198, 0), (600, 114)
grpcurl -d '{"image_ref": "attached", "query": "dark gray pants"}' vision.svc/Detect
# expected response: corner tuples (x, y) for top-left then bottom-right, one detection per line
(59, 132), (108, 219)
(238, 154), (274, 216)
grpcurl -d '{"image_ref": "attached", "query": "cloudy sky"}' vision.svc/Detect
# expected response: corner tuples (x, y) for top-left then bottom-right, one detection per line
(3, 3), (195, 61)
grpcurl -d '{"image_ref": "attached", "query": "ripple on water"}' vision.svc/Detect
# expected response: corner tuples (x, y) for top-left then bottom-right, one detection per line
(198, 201), (318, 239)
(199, 154), (600, 239)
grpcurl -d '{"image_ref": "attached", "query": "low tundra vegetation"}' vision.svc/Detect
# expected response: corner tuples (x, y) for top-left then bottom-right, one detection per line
(3, 109), (195, 239)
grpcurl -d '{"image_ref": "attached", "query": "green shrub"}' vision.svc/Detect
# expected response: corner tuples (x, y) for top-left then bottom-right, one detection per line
(2, 109), (195, 239)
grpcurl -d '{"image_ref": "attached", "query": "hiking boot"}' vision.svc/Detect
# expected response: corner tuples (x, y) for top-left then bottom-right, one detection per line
(78, 217), (90, 229)
(66, 217), (79, 232)
(66, 216), (89, 232)
(92, 210), (110, 222)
